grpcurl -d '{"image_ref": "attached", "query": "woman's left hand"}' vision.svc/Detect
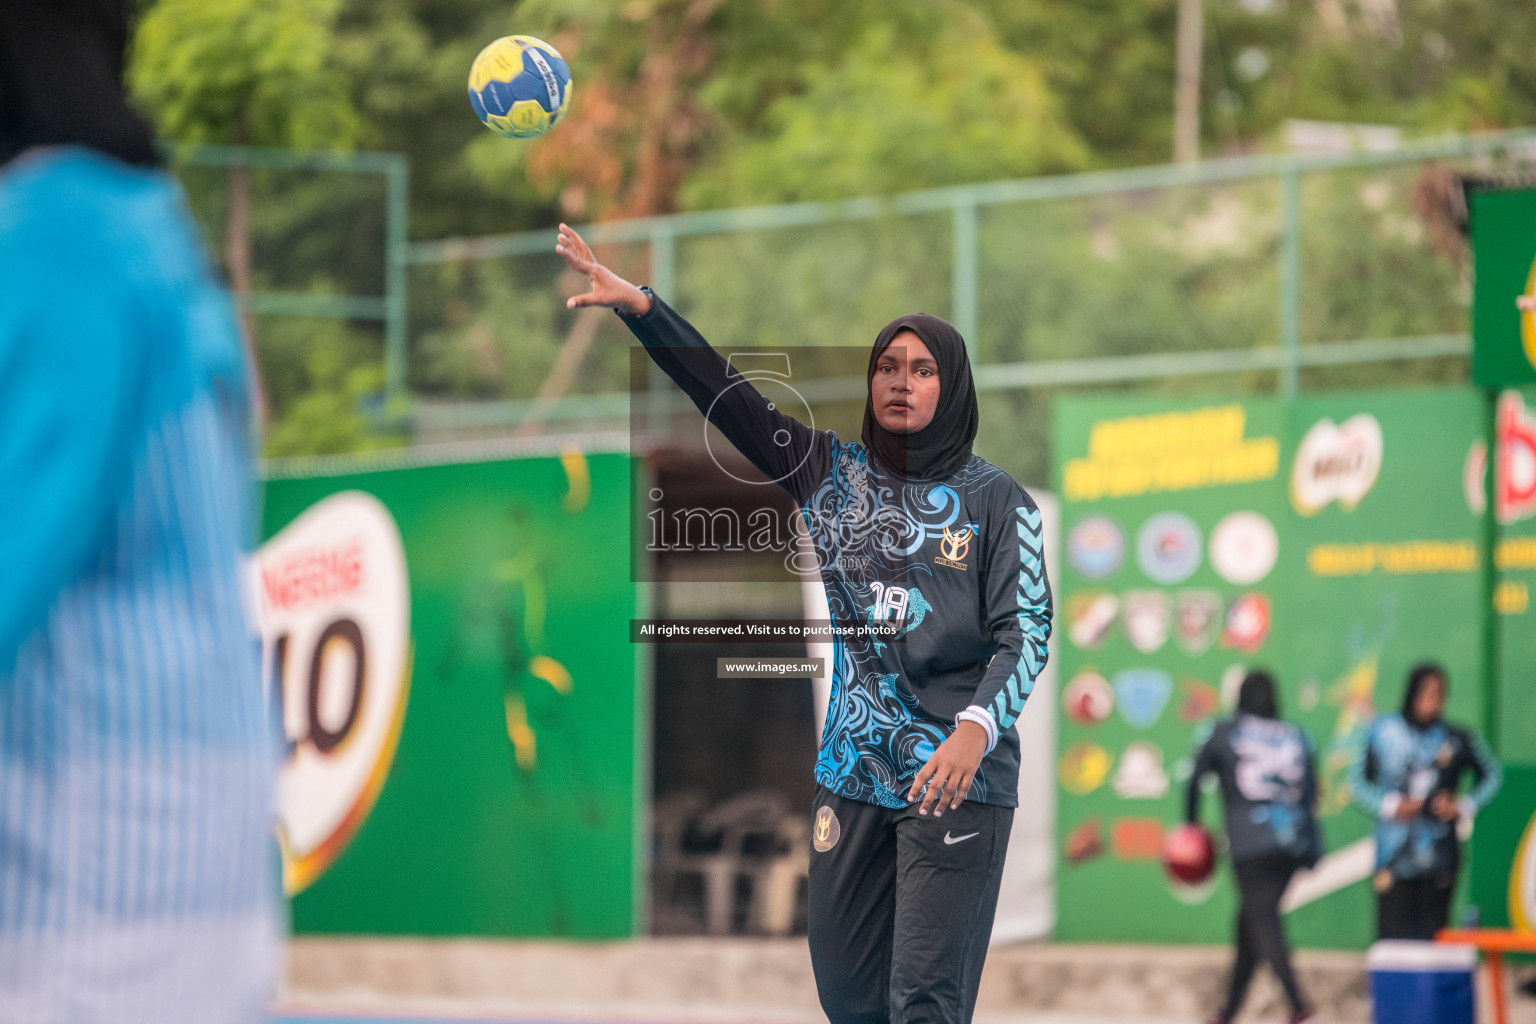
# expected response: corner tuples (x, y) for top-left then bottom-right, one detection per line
(907, 720), (988, 816)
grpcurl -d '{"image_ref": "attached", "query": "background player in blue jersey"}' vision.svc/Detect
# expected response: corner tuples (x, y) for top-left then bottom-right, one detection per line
(1186, 670), (1321, 1024)
(0, 3), (278, 1020)
(1349, 662), (1501, 940)
(556, 224), (1051, 1024)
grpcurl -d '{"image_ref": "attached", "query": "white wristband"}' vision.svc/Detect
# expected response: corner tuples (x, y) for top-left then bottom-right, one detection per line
(1380, 793), (1402, 820)
(955, 706), (999, 755)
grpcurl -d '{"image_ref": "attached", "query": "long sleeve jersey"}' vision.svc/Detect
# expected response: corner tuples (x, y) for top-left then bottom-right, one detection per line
(621, 291), (1052, 808)
(1186, 714), (1321, 865)
(1348, 713), (1501, 880)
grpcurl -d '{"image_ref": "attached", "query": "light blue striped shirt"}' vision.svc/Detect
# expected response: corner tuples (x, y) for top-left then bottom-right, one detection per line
(0, 148), (279, 1023)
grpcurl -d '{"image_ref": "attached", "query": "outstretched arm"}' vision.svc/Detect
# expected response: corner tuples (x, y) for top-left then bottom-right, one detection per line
(556, 225), (830, 503)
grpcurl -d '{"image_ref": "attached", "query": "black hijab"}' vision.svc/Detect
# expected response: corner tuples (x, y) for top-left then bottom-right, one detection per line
(860, 313), (979, 481)
(1236, 669), (1280, 719)
(1401, 662), (1447, 728)
(0, 0), (160, 168)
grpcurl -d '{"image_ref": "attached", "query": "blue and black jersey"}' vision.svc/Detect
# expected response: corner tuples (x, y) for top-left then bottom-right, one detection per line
(1187, 714), (1322, 865)
(1349, 713), (1501, 881)
(621, 291), (1052, 808)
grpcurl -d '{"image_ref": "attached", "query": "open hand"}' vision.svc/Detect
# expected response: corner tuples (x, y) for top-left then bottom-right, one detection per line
(907, 720), (988, 817)
(555, 224), (651, 315)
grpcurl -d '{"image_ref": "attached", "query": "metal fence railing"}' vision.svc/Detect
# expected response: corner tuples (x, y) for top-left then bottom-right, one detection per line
(170, 145), (410, 457)
(193, 130), (1536, 483)
(399, 128), (1536, 485)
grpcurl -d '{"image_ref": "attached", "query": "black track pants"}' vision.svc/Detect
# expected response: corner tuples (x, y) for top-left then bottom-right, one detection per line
(1377, 872), (1455, 940)
(806, 785), (1013, 1024)
(1221, 853), (1309, 1020)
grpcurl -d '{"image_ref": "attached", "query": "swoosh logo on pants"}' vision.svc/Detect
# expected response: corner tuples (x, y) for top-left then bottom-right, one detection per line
(944, 831), (980, 845)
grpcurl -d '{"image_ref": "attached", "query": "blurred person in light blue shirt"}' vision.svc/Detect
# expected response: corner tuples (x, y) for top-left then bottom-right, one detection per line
(1350, 662), (1501, 940)
(0, 2), (280, 1021)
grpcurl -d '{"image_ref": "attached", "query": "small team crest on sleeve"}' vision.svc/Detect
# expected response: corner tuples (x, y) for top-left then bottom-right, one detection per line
(1068, 592), (1119, 649)
(1175, 590), (1222, 654)
(1113, 669), (1174, 729)
(1068, 516), (1124, 579)
(813, 805), (841, 852)
(1122, 590), (1171, 653)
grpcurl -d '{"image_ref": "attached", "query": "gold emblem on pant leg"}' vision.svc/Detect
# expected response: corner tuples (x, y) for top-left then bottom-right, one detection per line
(813, 805), (841, 852)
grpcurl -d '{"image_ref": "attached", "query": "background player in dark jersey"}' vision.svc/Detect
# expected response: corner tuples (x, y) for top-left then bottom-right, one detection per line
(1186, 670), (1321, 1024)
(1349, 662), (1501, 940)
(556, 224), (1051, 1024)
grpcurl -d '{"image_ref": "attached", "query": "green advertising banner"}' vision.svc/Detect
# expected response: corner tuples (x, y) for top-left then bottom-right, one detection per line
(1471, 187), (1536, 388)
(1052, 389), (1504, 949)
(1471, 386), (1536, 932)
(258, 452), (643, 938)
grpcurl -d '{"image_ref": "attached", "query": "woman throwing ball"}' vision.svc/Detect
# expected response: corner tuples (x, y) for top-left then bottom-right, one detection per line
(557, 225), (1051, 1024)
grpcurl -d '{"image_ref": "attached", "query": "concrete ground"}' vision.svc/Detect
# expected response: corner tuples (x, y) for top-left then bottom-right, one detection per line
(282, 937), (1536, 1024)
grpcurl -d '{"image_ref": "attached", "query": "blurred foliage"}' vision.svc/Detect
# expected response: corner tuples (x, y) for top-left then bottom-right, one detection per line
(131, 0), (360, 147)
(256, 318), (407, 457)
(126, 0), (1535, 460)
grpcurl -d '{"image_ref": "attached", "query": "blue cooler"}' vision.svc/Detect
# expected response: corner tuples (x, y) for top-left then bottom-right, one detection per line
(1368, 940), (1477, 1024)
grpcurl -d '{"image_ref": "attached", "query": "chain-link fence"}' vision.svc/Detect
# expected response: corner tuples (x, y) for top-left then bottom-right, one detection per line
(191, 131), (1536, 485)
(401, 129), (1536, 488)
(170, 145), (408, 458)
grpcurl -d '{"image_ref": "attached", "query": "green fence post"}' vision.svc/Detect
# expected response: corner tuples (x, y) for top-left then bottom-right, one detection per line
(1279, 167), (1301, 398)
(647, 229), (677, 440)
(952, 197), (979, 360)
(650, 228), (676, 301)
(384, 155), (411, 406)
(1482, 389), (1503, 754)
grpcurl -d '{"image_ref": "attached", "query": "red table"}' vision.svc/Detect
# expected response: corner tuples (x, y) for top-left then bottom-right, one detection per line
(1435, 929), (1536, 1024)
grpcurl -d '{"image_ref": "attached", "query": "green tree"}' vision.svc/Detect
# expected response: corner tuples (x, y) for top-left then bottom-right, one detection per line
(132, 0), (361, 298)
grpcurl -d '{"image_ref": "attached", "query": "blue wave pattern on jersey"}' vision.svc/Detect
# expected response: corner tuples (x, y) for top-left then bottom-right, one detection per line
(805, 442), (1044, 808)
(615, 291), (1051, 810)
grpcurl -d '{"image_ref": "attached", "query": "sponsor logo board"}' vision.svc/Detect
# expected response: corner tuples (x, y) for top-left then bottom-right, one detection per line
(255, 492), (412, 895)
(1292, 415), (1383, 514)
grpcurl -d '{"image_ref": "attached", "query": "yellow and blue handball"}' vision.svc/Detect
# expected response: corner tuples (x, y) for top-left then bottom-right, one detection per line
(468, 35), (572, 139)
